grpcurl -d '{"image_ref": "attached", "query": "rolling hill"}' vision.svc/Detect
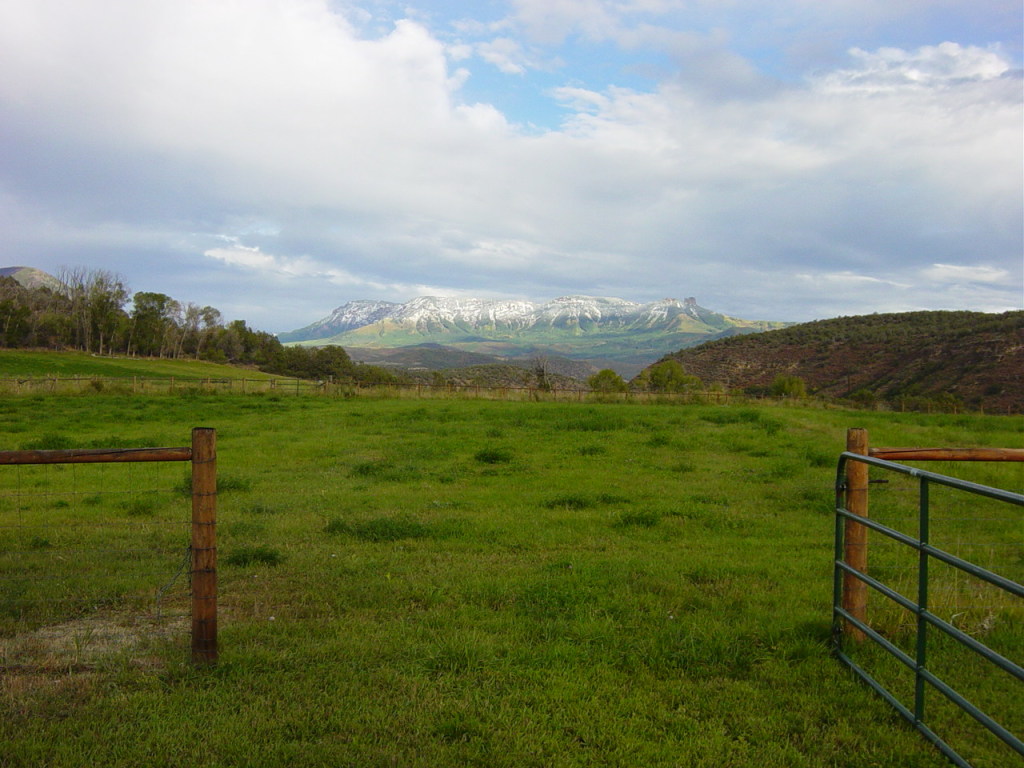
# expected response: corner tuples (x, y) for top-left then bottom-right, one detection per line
(658, 310), (1024, 412)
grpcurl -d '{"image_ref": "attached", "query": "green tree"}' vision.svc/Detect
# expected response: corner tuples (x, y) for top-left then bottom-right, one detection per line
(770, 375), (807, 399)
(588, 369), (628, 393)
(128, 292), (180, 357)
(0, 277), (31, 346)
(638, 360), (702, 393)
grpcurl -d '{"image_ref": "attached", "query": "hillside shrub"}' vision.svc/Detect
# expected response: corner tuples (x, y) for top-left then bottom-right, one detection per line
(770, 375), (807, 399)
(587, 369), (628, 393)
(636, 360), (703, 393)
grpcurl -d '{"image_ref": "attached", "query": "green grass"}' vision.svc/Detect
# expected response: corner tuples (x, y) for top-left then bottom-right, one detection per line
(0, 349), (281, 380)
(0, 394), (1021, 767)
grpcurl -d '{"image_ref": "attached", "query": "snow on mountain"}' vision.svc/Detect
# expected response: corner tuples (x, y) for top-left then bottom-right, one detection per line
(288, 299), (399, 338)
(395, 297), (538, 329)
(279, 295), (719, 342)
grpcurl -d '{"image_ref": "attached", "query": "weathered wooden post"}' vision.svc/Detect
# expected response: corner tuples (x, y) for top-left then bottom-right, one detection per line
(191, 427), (217, 664)
(844, 428), (869, 642)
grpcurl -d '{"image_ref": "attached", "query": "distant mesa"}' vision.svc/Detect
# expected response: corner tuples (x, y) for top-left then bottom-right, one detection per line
(280, 295), (781, 343)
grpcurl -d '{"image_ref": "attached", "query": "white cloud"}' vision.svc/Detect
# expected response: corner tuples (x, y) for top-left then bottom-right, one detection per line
(508, 0), (620, 45)
(796, 271), (911, 288)
(476, 37), (530, 74)
(923, 264), (1013, 284)
(205, 244), (277, 271)
(205, 242), (376, 287)
(0, 1), (1019, 328)
(819, 42), (1012, 93)
(202, 239), (483, 306)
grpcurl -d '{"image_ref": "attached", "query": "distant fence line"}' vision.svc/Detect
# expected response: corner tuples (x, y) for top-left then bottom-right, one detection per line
(0, 376), (1016, 413)
(0, 375), (737, 403)
(0, 375), (796, 406)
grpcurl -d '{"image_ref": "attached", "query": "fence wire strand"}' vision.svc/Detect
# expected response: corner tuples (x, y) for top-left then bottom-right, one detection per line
(1, 457), (192, 667)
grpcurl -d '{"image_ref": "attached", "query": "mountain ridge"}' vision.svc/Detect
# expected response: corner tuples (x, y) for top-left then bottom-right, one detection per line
(279, 295), (788, 373)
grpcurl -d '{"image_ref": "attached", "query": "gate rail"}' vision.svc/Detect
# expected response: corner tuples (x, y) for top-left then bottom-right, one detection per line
(832, 450), (1023, 766)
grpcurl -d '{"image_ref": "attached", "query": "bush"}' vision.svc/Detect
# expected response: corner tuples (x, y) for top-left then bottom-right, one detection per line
(636, 360), (703, 394)
(587, 369), (628, 393)
(770, 375), (807, 399)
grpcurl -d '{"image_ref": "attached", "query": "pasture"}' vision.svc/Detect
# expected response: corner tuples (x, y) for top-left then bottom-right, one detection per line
(0, 350), (282, 381)
(1, 391), (1021, 767)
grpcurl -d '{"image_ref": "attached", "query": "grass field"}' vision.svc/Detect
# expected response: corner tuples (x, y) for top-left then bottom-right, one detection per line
(1, 390), (1021, 767)
(0, 350), (280, 380)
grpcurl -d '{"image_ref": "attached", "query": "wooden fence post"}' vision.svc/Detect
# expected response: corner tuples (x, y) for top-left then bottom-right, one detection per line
(844, 427), (869, 642)
(191, 427), (217, 664)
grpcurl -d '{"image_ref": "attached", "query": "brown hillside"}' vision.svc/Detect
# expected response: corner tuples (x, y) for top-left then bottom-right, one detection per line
(662, 310), (1024, 412)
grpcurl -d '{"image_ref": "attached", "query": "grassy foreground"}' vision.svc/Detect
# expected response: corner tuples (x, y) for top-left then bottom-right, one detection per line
(1, 393), (1021, 767)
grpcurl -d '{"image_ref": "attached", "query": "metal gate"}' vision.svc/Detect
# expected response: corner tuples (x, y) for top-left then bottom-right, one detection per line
(833, 450), (1023, 767)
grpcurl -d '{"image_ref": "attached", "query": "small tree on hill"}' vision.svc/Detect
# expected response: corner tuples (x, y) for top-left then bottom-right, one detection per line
(533, 356), (552, 392)
(638, 360), (703, 394)
(588, 369), (628, 393)
(770, 375), (807, 399)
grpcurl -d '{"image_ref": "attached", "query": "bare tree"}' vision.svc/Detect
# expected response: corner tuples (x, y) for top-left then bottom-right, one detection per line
(56, 267), (129, 353)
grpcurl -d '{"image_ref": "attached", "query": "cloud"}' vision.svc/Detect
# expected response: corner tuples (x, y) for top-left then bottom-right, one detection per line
(0, 1), (1019, 331)
(796, 271), (911, 289)
(819, 42), (1013, 92)
(476, 37), (531, 74)
(205, 241), (383, 288)
(923, 264), (1012, 284)
(206, 244), (282, 272)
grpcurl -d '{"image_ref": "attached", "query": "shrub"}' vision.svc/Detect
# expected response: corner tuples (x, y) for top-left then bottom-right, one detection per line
(636, 360), (703, 394)
(770, 375), (807, 399)
(587, 369), (628, 393)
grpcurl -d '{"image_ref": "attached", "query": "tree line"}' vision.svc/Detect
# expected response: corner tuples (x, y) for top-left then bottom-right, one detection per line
(0, 267), (398, 383)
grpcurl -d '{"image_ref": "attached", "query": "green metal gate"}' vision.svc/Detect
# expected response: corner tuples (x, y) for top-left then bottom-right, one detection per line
(833, 451), (1023, 767)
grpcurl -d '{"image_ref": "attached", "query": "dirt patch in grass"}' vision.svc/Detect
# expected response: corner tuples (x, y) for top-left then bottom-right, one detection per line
(1, 614), (187, 673)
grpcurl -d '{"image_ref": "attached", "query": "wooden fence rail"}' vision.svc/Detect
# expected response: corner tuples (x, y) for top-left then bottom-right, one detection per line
(0, 428), (217, 665)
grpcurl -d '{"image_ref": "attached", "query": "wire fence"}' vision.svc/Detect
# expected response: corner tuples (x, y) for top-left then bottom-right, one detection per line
(1, 375), (1017, 413)
(0, 375), (835, 407)
(0, 431), (216, 670)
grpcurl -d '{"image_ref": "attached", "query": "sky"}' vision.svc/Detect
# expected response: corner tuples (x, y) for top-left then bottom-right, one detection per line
(0, 0), (1021, 334)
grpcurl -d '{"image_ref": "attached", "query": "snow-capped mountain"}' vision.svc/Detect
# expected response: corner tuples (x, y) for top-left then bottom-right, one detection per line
(278, 295), (788, 372)
(281, 295), (730, 342)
